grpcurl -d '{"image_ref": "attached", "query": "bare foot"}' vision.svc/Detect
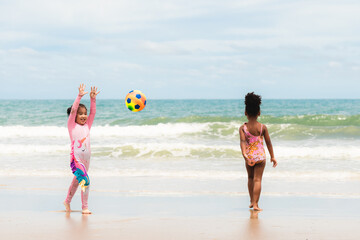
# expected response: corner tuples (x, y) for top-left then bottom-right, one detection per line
(253, 205), (263, 211)
(82, 209), (92, 214)
(63, 201), (71, 212)
(249, 203), (254, 208)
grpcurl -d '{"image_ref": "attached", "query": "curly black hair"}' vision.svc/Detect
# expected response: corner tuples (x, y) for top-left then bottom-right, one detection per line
(245, 92), (262, 117)
(67, 103), (87, 116)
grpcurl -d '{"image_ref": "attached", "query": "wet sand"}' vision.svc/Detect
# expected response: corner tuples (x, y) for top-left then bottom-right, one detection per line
(1, 184), (360, 240)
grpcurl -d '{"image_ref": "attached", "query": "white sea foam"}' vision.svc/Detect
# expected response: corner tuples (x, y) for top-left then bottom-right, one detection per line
(1, 141), (360, 161)
(0, 123), (209, 138)
(0, 126), (67, 138)
(0, 144), (68, 155)
(104, 143), (360, 161)
(93, 123), (208, 137)
(1, 122), (359, 141)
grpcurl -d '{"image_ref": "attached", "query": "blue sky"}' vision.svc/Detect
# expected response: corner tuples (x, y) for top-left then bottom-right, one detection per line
(1, 0), (359, 99)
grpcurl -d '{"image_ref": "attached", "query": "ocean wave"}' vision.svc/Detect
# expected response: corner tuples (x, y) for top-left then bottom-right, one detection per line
(0, 123), (207, 138)
(261, 114), (360, 126)
(92, 144), (360, 160)
(1, 121), (359, 140)
(0, 126), (67, 138)
(2, 112), (359, 127)
(1, 142), (359, 161)
(0, 144), (68, 154)
(267, 124), (360, 140)
(106, 114), (360, 127)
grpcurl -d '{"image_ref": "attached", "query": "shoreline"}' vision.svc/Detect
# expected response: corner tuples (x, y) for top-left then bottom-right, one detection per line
(1, 186), (360, 240)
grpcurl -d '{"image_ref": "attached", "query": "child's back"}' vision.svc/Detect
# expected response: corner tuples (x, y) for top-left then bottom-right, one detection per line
(239, 92), (277, 211)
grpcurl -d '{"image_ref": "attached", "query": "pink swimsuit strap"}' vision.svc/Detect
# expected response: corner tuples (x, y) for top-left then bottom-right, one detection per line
(243, 123), (263, 138)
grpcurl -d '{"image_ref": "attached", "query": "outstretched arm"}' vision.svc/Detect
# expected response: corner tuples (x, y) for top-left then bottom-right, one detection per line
(68, 84), (88, 129)
(87, 86), (100, 129)
(263, 125), (277, 167)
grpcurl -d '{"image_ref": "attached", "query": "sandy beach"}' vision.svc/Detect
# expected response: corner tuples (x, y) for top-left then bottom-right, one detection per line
(1, 176), (360, 240)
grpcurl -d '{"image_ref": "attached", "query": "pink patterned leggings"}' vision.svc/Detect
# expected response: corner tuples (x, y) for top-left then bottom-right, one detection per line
(64, 158), (90, 210)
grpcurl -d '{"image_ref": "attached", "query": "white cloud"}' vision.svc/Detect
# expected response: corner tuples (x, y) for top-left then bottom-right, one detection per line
(138, 36), (360, 56)
(223, 28), (280, 36)
(328, 61), (342, 68)
(111, 62), (144, 71)
(0, 0), (217, 33)
(1, 0), (360, 99)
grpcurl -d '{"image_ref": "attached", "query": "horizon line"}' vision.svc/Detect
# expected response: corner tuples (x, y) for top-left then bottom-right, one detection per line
(1, 98), (360, 101)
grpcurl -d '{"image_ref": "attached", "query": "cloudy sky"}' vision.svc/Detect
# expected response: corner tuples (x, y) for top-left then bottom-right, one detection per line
(1, 0), (359, 99)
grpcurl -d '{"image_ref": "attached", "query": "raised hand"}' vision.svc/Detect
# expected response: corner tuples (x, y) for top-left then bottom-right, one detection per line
(78, 84), (88, 97)
(90, 86), (100, 99)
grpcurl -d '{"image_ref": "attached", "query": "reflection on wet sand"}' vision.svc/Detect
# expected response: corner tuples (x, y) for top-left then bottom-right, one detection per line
(65, 211), (89, 240)
(246, 210), (261, 240)
(250, 210), (259, 219)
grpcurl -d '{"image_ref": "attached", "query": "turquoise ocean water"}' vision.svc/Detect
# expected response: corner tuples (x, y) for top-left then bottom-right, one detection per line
(0, 99), (359, 197)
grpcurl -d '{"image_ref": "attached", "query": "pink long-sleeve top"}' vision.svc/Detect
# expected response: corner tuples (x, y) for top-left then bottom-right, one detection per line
(68, 95), (96, 162)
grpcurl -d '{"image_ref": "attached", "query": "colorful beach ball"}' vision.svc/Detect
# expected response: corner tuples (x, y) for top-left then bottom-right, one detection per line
(125, 90), (147, 112)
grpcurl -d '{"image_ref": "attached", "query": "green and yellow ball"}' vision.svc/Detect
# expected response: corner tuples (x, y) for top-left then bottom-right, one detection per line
(125, 90), (147, 112)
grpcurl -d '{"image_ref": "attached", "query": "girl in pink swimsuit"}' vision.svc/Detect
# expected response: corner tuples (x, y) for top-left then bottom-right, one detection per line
(64, 84), (100, 214)
(239, 92), (277, 211)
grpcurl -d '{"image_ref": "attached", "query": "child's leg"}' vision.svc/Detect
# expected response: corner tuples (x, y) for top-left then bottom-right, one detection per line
(64, 176), (79, 211)
(252, 161), (266, 211)
(81, 159), (91, 214)
(81, 186), (90, 211)
(245, 163), (255, 207)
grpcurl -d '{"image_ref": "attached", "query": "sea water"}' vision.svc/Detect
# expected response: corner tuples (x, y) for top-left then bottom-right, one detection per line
(0, 99), (359, 198)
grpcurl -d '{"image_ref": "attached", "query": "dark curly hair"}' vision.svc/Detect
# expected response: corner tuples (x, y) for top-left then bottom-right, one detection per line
(245, 92), (262, 117)
(67, 104), (87, 116)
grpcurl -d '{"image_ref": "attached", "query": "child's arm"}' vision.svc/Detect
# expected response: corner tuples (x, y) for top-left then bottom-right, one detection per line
(263, 124), (277, 167)
(68, 84), (88, 129)
(87, 86), (100, 129)
(239, 125), (250, 164)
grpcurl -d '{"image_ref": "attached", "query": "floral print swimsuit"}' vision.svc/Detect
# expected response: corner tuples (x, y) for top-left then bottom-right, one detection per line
(243, 123), (266, 163)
